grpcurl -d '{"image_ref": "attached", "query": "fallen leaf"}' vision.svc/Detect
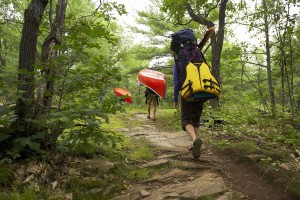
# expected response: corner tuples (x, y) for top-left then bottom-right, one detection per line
(52, 181), (59, 189)
(65, 193), (73, 200)
(23, 174), (35, 184)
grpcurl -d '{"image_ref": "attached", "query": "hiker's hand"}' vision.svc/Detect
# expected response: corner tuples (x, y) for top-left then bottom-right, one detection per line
(174, 102), (179, 109)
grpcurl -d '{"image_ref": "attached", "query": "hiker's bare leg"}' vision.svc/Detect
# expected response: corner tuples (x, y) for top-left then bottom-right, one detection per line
(186, 124), (202, 159)
(147, 101), (151, 119)
(193, 127), (199, 138)
(153, 101), (157, 119)
(185, 124), (197, 142)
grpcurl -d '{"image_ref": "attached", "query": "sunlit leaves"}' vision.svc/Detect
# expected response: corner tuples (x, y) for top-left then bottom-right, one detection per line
(161, 0), (189, 21)
(100, 2), (127, 20)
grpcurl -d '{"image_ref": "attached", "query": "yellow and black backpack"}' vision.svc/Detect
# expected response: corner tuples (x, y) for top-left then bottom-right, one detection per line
(170, 28), (220, 102)
(181, 62), (220, 102)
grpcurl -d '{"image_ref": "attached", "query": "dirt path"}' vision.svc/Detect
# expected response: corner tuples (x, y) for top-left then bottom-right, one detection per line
(113, 113), (292, 200)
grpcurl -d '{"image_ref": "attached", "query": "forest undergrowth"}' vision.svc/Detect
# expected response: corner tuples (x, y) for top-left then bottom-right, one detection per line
(0, 105), (299, 199)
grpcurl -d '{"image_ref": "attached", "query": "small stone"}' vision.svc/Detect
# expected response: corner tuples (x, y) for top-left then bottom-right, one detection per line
(279, 163), (290, 171)
(289, 153), (296, 159)
(295, 149), (300, 157)
(140, 189), (150, 198)
(87, 188), (101, 194)
(167, 192), (180, 198)
(287, 154), (297, 163)
(173, 179), (180, 184)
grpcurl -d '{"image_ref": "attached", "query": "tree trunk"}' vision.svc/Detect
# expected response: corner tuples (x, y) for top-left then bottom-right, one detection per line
(211, 0), (227, 107)
(280, 59), (285, 112)
(36, 0), (67, 115)
(0, 38), (7, 67)
(14, 0), (49, 132)
(286, 32), (295, 115)
(186, 0), (228, 108)
(262, 0), (276, 116)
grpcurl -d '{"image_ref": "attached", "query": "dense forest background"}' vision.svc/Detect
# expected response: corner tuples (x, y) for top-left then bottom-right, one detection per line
(0, 0), (300, 163)
(0, 0), (299, 174)
(0, 0), (300, 199)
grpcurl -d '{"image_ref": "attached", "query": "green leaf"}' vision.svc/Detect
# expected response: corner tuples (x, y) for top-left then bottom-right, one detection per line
(0, 133), (11, 142)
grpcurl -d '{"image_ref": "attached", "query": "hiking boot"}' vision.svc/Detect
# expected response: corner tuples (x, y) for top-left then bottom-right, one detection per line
(192, 138), (202, 159)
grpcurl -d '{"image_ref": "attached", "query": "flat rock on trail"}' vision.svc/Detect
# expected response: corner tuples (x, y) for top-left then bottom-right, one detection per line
(113, 113), (291, 200)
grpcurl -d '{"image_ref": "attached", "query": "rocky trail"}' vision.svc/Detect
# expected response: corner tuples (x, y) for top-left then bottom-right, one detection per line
(113, 113), (292, 200)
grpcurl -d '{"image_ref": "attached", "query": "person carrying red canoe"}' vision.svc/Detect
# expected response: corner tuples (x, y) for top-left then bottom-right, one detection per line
(145, 87), (159, 121)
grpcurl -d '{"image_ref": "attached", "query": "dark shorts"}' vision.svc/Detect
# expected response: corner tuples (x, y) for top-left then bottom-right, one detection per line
(181, 97), (204, 131)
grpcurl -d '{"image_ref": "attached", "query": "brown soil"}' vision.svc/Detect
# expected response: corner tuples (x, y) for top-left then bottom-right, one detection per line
(216, 153), (292, 200)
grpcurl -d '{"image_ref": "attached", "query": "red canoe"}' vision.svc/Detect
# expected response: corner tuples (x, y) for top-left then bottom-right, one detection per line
(137, 69), (167, 99)
(114, 88), (132, 104)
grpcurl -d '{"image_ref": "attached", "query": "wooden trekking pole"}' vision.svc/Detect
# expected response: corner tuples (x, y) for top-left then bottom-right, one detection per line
(198, 27), (215, 51)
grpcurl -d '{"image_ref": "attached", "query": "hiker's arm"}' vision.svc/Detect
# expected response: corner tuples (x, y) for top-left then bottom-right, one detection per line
(173, 64), (180, 108)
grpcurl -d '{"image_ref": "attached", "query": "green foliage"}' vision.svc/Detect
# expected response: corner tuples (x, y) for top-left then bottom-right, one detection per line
(50, 103), (125, 154)
(131, 145), (155, 161)
(0, 165), (14, 187)
(154, 108), (182, 132)
(160, 0), (221, 26)
(214, 102), (299, 164)
(161, 0), (188, 20)
(231, 141), (259, 154)
(0, 0), (131, 161)
(126, 167), (153, 181)
(0, 188), (38, 200)
(101, 112), (139, 130)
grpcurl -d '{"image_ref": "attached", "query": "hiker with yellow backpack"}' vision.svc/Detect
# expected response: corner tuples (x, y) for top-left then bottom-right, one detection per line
(171, 28), (220, 159)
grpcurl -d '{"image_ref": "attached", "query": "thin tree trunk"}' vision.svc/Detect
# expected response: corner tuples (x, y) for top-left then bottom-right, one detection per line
(280, 60), (285, 111)
(276, 3), (296, 115)
(277, 28), (286, 112)
(284, 56), (294, 115)
(288, 38), (296, 115)
(0, 39), (7, 68)
(262, 0), (276, 116)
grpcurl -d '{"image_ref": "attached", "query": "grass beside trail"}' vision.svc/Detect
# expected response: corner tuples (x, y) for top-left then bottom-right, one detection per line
(203, 110), (300, 199)
(155, 108), (182, 132)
